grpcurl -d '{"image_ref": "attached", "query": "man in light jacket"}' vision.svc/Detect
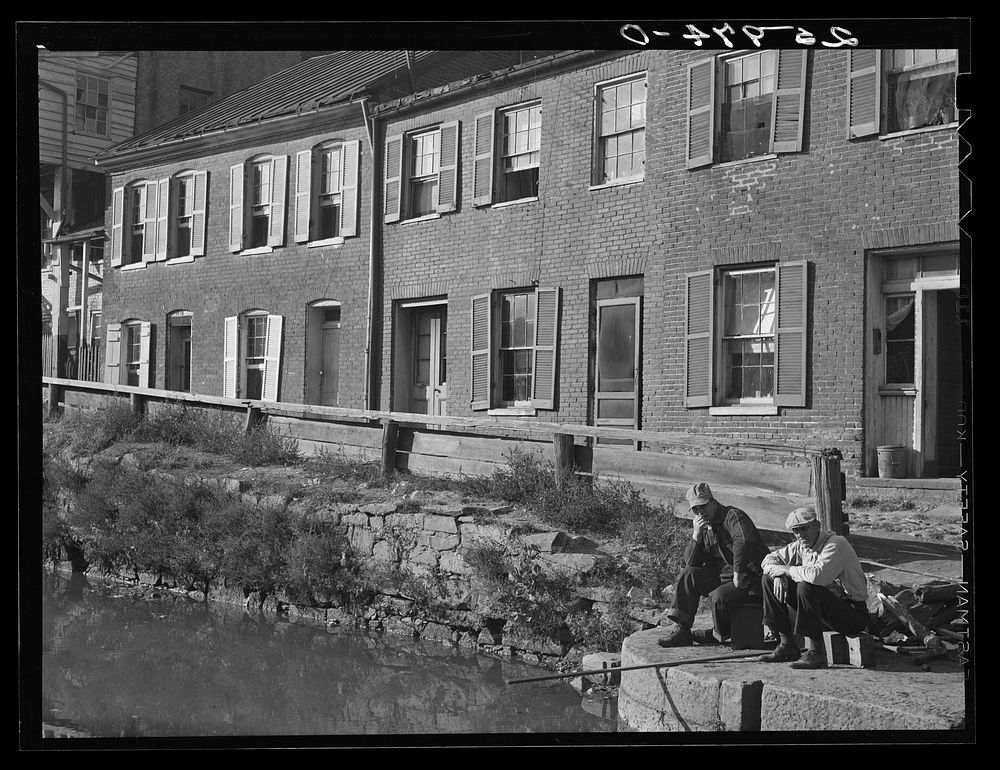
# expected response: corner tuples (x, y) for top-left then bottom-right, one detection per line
(758, 505), (870, 669)
(658, 483), (770, 647)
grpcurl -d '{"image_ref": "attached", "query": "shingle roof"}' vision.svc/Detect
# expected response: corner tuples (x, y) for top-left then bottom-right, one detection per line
(98, 50), (436, 159)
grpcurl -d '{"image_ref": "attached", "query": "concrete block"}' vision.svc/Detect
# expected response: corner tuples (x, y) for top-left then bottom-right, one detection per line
(730, 602), (765, 650)
(823, 631), (876, 668)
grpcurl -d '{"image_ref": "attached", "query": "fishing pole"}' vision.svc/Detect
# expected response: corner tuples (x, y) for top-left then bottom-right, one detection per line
(506, 650), (766, 685)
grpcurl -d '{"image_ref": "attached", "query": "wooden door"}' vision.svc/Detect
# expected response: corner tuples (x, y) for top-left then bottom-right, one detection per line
(410, 308), (447, 415)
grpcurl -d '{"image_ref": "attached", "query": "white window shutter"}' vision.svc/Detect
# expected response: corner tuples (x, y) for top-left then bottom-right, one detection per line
(774, 260), (808, 407)
(191, 171), (208, 257)
(155, 178), (170, 261)
(686, 58), (716, 169)
(472, 111), (495, 206)
(531, 287), (560, 410)
(470, 293), (491, 410)
(340, 140), (360, 237)
(267, 155), (288, 247)
(138, 321), (152, 387)
(223, 315), (238, 398)
(436, 120), (460, 214)
(228, 164), (244, 252)
(383, 134), (403, 223)
(847, 49), (881, 139)
(104, 322), (122, 384)
(293, 149), (312, 243)
(141, 181), (158, 263)
(684, 270), (714, 407)
(770, 50), (807, 154)
(110, 187), (124, 266)
(261, 314), (284, 402)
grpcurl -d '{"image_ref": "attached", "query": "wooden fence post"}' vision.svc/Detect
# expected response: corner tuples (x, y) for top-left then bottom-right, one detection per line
(130, 392), (146, 419)
(244, 405), (262, 434)
(47, 382), (62, 417)
(553, 432), (575, 489)
(381, 420), (399, 477)
(812, 448), (848, 536)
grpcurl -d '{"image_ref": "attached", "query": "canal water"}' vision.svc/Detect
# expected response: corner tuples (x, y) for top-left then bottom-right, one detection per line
(41, 571), (618, 737)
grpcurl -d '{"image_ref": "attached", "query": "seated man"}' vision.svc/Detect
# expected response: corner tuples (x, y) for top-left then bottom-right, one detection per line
(759, 505), (870, 669)
(659, 483), (770, 647)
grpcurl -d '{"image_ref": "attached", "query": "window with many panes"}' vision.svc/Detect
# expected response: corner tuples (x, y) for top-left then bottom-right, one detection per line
(720, 51), (777, 163)
(685, 262), (808, 410)
(686, 50), (807, 169)
(383, 123), (459, 223)
(595, 75), (646, 184)
(111, 172), (207, 267)
(229, 155), (288, 252)
(470, 287), (560, 412)
(75, 73), (110, 136)
(104, 320), (152, 387)
(499, 291), (537, 405)
(223, 312), (284, 402)
(244, 314), (267, 400)
(294, 140), (360, 243)
(720, 268), (776, 402)
(250, 160), (272, 248)
(884, 50), (957, 133)
(124, 322), (142, 386)
(847, 49), (958, 139)
(498, 103), (541, 202)
(884, 294), (916, 385)
(409, 129), (440, 218)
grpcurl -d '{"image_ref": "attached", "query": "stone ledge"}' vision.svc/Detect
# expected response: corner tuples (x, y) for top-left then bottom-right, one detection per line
(854, 477), (962, 491)
(618, 626), (965, 732)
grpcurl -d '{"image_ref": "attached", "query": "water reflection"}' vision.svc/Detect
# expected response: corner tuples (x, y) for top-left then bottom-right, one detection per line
(42, 572), (616, 737)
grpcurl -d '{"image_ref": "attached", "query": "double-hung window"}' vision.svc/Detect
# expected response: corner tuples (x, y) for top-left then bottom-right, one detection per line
(229, 155), (288, 252)
(383, 122), (459, 223)
(75, 73), (110, 136)
(847, 49), (958, 139)
(594, 75), (647, 185)
(684, 261), (808, 410)
(473, 102), (542, 206)
(111, 172), (207, 267)
(686, 50), (807, 169)
(470, 287), (560, 412)
(103, 320), (152, 386)
(294, 140), (360, 244)
(223, 312), (284, 401)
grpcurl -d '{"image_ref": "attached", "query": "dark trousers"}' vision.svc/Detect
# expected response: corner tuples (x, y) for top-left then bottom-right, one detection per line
(667, 566), (756, 640)
(761, 573), (869, 642)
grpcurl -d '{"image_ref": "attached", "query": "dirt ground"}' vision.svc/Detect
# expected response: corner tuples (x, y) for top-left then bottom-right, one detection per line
(844, 502), (963, 550)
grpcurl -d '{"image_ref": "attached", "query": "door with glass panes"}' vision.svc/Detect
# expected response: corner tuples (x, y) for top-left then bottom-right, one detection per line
(410, 307), (447, 416)
(595, 295), (641, 444)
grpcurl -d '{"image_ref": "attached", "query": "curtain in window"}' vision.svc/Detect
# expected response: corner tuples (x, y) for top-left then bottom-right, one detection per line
(891, 70), (955, 131)
(886, 298), (915, 331)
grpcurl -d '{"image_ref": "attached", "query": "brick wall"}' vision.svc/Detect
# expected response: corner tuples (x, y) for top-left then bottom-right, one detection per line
(102, 124), (374, 409)
(378, 49), (959, 474)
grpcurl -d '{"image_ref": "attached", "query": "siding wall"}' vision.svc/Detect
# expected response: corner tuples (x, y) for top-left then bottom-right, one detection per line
(38, 52), (138, 169)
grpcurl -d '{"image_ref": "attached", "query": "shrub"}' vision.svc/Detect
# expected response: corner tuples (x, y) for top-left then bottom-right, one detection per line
(303, 448), (386, 486)
(216, 504), (294, 594)
(565, 586), (636, 650)
(283, 517), (351, 602)
(232, 423), (300, 466)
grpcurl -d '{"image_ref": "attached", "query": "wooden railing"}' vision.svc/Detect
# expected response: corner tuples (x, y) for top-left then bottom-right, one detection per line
(41, 377), (847, 534)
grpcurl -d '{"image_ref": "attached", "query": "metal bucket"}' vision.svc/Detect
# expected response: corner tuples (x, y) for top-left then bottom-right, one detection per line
(876, 445), (907, 479)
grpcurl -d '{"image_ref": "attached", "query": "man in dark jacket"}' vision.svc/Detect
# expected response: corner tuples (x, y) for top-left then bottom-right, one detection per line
(658, 483), (770, 647)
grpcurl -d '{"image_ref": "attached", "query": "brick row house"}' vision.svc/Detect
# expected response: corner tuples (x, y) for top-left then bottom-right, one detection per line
(95, 49), (962, 480)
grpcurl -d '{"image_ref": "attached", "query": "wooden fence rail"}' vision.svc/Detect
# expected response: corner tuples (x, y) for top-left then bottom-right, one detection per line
(41, 377), (847, 535)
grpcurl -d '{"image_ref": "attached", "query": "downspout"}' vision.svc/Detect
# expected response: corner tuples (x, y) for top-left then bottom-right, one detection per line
(360, 98), (379, 411)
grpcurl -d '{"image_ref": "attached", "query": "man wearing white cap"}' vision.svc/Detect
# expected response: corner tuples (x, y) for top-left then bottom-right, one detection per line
(758, 505), (870, 669)
(658, 482), (770, 647)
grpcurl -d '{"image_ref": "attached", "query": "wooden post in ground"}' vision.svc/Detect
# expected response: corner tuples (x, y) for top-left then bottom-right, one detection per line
(381, 419), (399, 477)
(812, 448), (847, 535)
(48, 382), (63, 417)
(553, 432), (575, 489)
(130, 392), (146, 419)
(244, 405), (262, 434)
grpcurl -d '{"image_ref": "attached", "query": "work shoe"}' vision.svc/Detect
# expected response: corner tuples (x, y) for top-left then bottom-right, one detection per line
(790, 649), (828, 670)
(758, 644), (800, 663)
(691, 628), (722, 645)
(657, 625), (693, 647)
